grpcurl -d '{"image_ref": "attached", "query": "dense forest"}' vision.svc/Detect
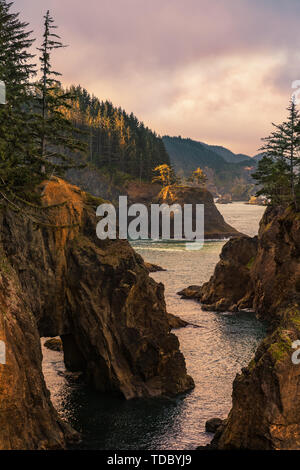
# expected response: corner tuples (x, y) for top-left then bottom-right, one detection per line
(65, 85), (170, 182)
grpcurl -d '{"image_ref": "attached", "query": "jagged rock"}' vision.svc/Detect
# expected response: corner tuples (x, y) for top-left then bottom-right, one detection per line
(44, 338), (63, 352)
(251, 206), (300, 322)
(199, 235), (258, 311)
(145, 262), (166, 273)
(205, 418), (224, 433)
(167, 313), (189, 329)
(0, 178), (194, 449)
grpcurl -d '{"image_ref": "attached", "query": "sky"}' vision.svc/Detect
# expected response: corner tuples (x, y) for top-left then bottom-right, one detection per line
(13, 0), (300, 155)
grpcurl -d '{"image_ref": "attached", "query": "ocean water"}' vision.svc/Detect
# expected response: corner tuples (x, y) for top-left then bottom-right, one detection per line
(42, 202), (266, 449)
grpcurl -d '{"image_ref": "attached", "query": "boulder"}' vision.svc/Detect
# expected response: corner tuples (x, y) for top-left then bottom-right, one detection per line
(44, 338), (63, 352)
(205, 418), (224, 433)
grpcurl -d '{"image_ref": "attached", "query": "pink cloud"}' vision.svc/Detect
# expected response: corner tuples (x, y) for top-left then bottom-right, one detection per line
(12, 0), (300, 154)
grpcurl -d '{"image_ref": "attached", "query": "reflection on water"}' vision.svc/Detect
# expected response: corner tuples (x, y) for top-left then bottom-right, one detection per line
(42, 202), (266, 449)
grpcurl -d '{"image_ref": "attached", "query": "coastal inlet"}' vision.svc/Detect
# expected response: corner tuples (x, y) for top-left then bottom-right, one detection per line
(42, 202), (266, 449)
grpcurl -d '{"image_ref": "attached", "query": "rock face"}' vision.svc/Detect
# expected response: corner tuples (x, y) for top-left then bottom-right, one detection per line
(183, 205), (300, 449)
(0, 178), (193, 449)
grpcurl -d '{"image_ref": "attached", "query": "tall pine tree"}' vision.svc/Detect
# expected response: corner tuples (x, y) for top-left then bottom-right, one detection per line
(34, 10), (86, 175)
(0, 0), (38, 189)
(254, 99), (300, 208)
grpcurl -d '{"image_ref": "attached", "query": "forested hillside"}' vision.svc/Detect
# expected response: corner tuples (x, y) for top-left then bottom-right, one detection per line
(65, 85), (170, 182)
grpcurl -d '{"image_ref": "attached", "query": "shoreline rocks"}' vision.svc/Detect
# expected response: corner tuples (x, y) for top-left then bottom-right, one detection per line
(195, 236), (258, 312)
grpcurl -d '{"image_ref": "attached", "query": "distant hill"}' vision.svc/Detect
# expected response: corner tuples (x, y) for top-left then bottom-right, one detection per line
(201, 143), (253, 164)
(162, 136), (257, 199)
(253, 153), (266, 162)
(162, 136), (229, 173)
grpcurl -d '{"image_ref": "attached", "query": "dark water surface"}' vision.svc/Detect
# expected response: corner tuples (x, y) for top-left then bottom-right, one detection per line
(42, 202), (266, 449)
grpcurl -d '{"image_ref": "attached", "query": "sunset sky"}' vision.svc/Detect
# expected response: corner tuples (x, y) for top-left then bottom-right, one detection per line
(14, 0), (300, 155)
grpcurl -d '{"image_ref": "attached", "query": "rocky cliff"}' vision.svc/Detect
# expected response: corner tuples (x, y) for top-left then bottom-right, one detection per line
(127, 183), (242, 240)
(181, 205), (300, 449)
(0, 178), (193, 449)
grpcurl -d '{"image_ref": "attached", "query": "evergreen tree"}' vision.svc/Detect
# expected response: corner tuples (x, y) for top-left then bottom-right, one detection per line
(0, 0), (37, 189)
(255, 99), (300, 207)
(152, 164), (177, 187)
(252, 156), (290, 205)
(189, 167), (207, 187)
(34, 11), (86, 175)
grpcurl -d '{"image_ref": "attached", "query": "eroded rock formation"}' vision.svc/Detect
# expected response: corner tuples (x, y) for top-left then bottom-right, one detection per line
(181, 205), (300, 449)
(0, 178), (193, 449)
(178, 236), (258, 312)
(127, 183), (242, 240)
